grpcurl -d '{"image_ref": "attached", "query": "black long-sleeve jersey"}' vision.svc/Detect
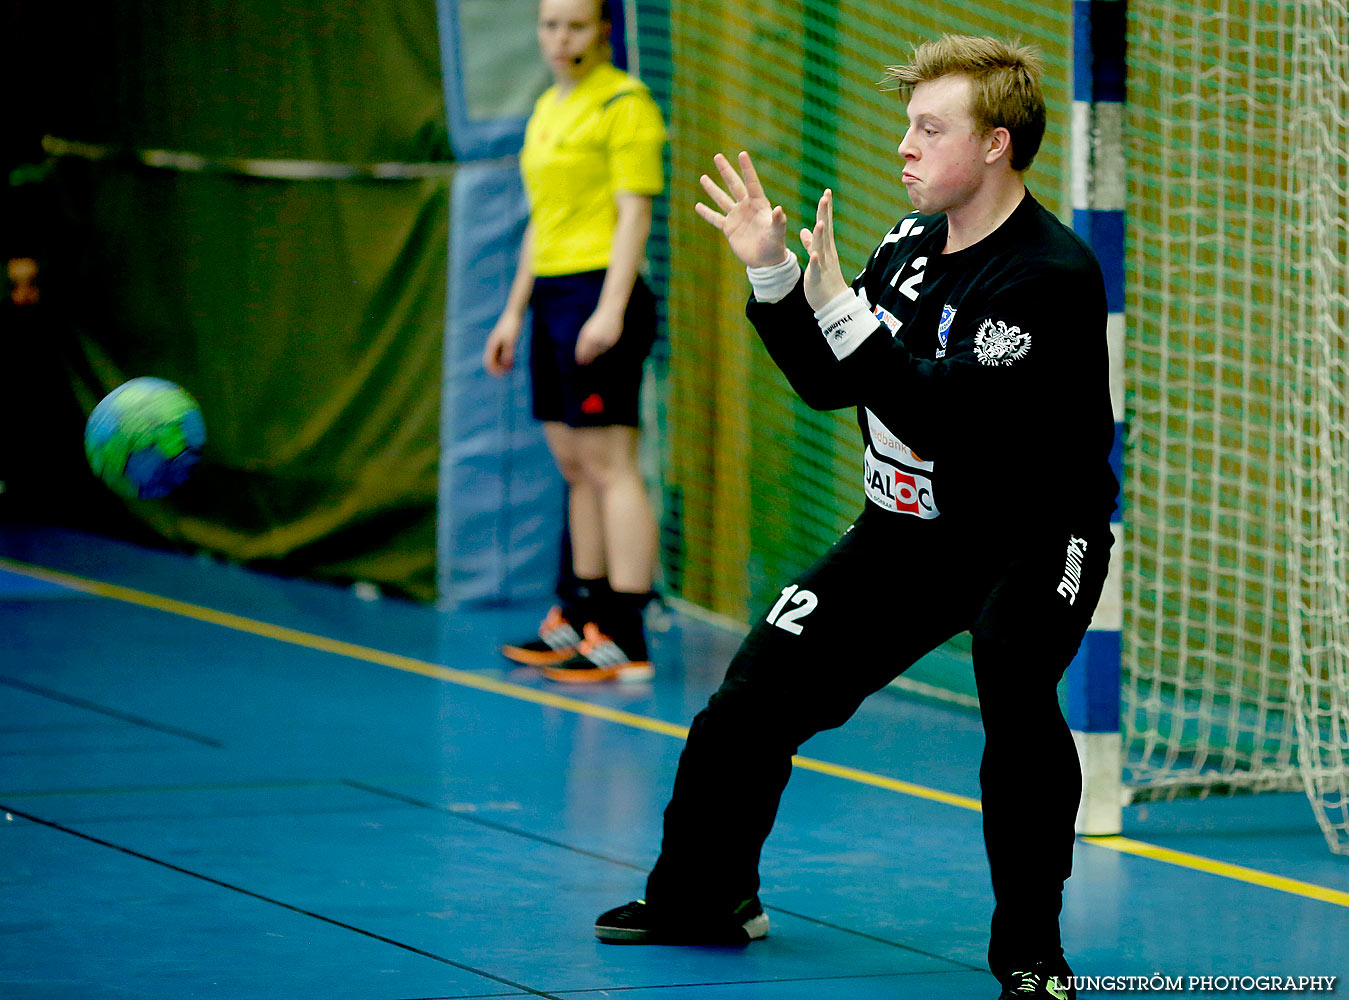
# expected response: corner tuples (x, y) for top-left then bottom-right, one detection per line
(747, 191), (1118, 532)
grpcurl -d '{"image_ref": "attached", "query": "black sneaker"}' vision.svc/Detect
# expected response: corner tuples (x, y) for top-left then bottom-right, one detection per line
(500, 606), (582, 666)
(542, 623), (653, 684)
(998, 960), (1075, 999)
(594, 898), (769, 945)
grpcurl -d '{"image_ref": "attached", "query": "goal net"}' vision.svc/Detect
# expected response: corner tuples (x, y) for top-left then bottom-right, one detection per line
(632, 0), (1349, 852)
(1124, 0), (1349, 853)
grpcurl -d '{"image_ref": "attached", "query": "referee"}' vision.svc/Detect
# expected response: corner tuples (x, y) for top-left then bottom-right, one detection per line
(485, 0), (665, 683)
(593, 36), (1117, 1000)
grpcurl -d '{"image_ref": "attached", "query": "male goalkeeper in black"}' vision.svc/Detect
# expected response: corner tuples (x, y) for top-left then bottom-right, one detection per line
(593, 35), (1118, 1000)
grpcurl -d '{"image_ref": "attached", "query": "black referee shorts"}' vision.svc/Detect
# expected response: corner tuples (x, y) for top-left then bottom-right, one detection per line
(529, 270), (657, 429)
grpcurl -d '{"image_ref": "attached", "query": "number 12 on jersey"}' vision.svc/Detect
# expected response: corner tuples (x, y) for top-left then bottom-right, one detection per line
(765, 584), (819, 635)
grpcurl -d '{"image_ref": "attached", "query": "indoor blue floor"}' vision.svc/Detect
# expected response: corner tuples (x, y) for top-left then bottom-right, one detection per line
(1, 525), (1346, 999)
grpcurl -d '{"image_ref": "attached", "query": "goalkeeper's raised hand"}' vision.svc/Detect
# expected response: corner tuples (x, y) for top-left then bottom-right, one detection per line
(799, 187), (850, 312)
(695, 151), (789, 269)
(696, 152), (850, 313)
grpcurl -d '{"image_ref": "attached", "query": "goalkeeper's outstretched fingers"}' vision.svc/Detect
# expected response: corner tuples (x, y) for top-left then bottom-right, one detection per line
(694, 151), (790, 269)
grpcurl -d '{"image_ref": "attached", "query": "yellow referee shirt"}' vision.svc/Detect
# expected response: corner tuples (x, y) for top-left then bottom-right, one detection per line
(521, 63), (666, 277)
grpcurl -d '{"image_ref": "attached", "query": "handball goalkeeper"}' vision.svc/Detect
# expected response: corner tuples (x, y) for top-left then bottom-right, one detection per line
(594, 34), (1118, 1000)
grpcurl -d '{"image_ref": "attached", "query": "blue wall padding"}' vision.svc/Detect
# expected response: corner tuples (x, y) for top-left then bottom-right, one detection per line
(438, 159), (563, 606)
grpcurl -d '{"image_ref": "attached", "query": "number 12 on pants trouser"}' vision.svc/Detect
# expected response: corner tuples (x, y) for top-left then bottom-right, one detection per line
(644, 514), (1110, 979)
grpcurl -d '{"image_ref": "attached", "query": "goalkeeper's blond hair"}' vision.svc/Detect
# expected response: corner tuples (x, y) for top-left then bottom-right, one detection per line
(885, 36), (1047, 172)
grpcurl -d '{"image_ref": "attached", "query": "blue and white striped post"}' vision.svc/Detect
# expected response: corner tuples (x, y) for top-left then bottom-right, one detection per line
(1068, 0), (1126, 836)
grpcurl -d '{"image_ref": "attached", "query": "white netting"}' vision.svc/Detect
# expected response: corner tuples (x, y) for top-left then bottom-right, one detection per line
(1125, 0), (1349, 854)
(1281, 0), (1349, 854)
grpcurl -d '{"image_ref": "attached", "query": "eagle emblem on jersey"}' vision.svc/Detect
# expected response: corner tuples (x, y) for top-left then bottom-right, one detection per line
(973, 318), (1031, 366)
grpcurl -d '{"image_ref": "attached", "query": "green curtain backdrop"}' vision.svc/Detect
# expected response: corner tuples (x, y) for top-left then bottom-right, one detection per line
(46, 2), (448, 163)
(32, 0), (450, 600)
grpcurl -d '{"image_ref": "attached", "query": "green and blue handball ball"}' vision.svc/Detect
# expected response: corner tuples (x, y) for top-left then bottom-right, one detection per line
(84, 377), (206, 499)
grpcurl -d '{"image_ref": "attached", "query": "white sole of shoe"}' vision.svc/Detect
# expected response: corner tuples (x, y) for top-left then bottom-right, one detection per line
(742, 912), (770, 940)
(594, 911), (769, 945)
(594, 925), (649, 942)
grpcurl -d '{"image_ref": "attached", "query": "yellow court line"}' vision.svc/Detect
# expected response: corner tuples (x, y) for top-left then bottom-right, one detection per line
(0, 558), (690, 741)
(3, 556), (1346, 909)
(1086, 836), (1349, 907)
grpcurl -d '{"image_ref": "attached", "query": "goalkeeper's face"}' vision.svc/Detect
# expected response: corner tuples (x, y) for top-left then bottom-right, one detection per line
(897, 75), (1003, 216)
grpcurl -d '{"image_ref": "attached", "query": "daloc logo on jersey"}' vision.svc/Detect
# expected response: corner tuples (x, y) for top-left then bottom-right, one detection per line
(863, 448), (939, 519)
(936, 304), (956, 358)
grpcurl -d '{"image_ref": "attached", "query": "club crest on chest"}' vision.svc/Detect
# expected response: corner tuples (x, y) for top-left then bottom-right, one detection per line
(936, 304), (956, 358)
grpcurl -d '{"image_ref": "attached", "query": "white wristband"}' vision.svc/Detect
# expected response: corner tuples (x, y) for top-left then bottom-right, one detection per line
(747, 252), (802, 304)
(813, 288), (877, 359)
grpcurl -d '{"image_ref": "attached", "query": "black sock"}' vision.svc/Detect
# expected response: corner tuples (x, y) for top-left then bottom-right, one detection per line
(602, 590), (651, 659)
(561, 576), (609, 625)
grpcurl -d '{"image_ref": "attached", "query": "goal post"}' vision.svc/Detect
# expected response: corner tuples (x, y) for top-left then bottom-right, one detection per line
(1068, 0), (1127, 837)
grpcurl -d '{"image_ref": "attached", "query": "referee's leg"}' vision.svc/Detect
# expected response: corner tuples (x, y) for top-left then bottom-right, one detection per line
(971, 526), (1111, 980)
(643, 521), (967, 918)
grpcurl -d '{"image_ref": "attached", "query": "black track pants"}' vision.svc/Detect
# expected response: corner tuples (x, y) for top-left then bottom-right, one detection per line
(644, 512), (1111, 976)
